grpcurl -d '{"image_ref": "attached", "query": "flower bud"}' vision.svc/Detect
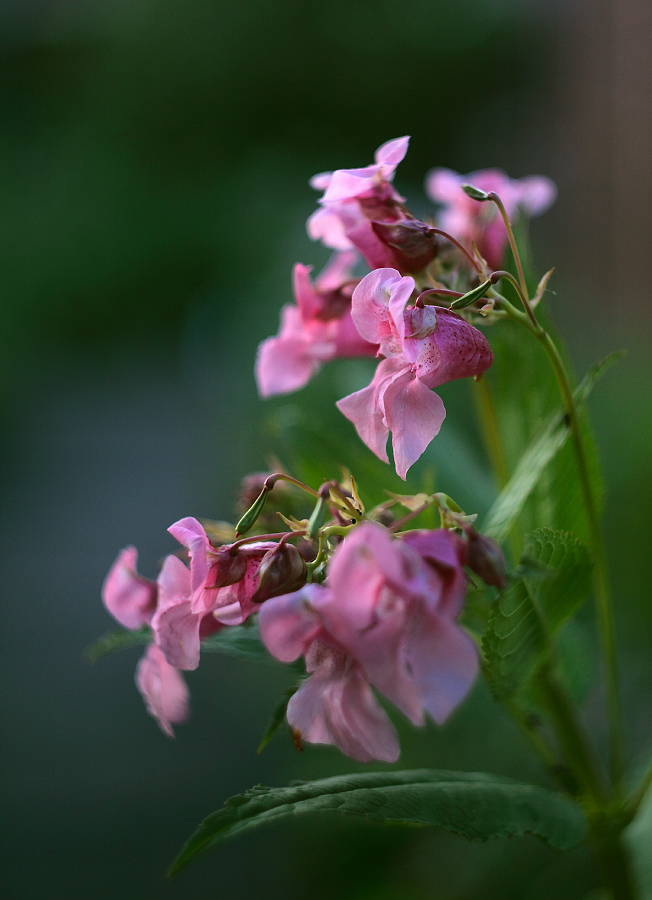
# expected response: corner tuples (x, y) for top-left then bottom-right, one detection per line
(207, 547), (248, 588)
(251, 543), (308, 603)
(450, 278), (492, 310)
(467, 530), (507, 589)
(461, 183), (490, 201)
(235, 486), (268, 537)
(371, 219), (439, 273)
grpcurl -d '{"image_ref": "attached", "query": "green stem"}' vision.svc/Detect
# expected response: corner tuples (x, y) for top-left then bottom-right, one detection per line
(594, 834), (638, 900)
(537, 329), (624, 789)
(488, 193), (531, 312)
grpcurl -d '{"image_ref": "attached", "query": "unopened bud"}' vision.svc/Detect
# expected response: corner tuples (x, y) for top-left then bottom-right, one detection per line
(461, 183), (490, 201)
(235, 486), (268, 537)
(407, 305), (438, 339)
(450, 278), (492, 310)
(251, 543), (308, 603)
(467, 531), (507, 589)
(371, 219), (439, 273)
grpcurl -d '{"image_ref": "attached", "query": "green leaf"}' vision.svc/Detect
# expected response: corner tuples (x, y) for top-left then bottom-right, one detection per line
(483, 349), (624, 545)
(256, 686), (300, 754)
(626, 781), (652, 898)
(482, 529), (592, 700)
(169, 769), (586, 875)
(84, 626), (150, 662)
(201, 622), (287, 667)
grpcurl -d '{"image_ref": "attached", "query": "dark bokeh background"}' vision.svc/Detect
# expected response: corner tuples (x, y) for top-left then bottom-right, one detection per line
(1, 1), (651, 898)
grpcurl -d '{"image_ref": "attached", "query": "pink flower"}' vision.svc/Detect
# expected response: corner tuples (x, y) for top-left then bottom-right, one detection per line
(102, 546), (157, 630)
(322, 523), (478, 727)
(425, 167), (557, 269)
(135, 643), (190, 738)
(307, 138), (418, 271)
(152, 518), (278, 669)
(255, 251), (377, 398)
(336, 269), (493, 478)
(259, 522), (478, 761)
(259, 585), (400, 763)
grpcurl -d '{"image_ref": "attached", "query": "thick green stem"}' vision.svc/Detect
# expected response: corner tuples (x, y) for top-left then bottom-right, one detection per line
(594, 834), (638, 900)
(537, 329), (624, 788)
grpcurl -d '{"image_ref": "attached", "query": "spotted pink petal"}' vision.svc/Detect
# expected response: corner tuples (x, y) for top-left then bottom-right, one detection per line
(135, 643), (190, 738)
(102, 546), (157, 630)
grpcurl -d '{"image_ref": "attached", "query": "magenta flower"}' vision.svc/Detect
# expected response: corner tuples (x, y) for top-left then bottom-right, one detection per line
(336, 268), (493, 478)
(259, 584), (400, 763)
(307, 137), (417, 271)
(425, 167), (557, 269)
(255, 251), (377, 398)
(102, 546), (157, 630)
(135, 643), (190, 738)
(152, 518), (278, 669)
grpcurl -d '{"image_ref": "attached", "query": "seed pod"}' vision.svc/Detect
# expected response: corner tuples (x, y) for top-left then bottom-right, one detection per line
(251, 543), (308, 603)
(371, 219), (440, 273)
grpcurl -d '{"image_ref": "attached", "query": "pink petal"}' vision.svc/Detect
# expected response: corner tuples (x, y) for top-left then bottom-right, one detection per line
(332, 311), (379, 359)
(102, 546), (157, 630)
(424, 167), (464, 205)
(293, 263), (320, 320)
(516, 176), (557, 216)
(135, 644), (190, 738)
(152, 554), (200, 670)
(345, 218), (398, 269)
(413, 308), (493, 389)
(306, 205), (353, 250)
(400, 530), (468, 618)
(258, 585), (325, 661)
(309, 171), (332, 192)
(383, 373), (446, 480)
(405, 614), (478, 724)
(350, 268), (412, 348)
(287, 652), (400, 763)
(167, 517), (212, 594)
(374, 135), (410, 169)
(315, 250), (359, 292)
(322, 164), (382, 204)
(255, 329), (321, 398)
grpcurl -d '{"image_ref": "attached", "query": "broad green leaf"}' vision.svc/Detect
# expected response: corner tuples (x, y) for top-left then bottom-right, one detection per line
(483, 350), (624, 545)
(482, 529), (592, 700)
(201, 621), (294, 668)
(169, 769), (586, 875)
(84, 626), (150, 662)
(256, 685), (300, 754)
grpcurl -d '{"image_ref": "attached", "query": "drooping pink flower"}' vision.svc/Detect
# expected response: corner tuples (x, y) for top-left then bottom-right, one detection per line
(336, 268), (493, 478)
(259, 585), (400, 763)
(321, 522), (478, 728)
(255, 251), (377, 398)
(425, 167), (557, 269)
(135, 643), (190, 738)
(152, 518), (281, 669)
(307, 138), (421, 271)
(102, 546), (157, 630)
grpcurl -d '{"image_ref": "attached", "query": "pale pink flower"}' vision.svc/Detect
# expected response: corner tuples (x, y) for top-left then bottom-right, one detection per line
(307, 138), (415, 271)
(336, 269), (493, 478)
(135, 643), (190, 738)
(259, 585), (400, 763)
(102, 546), (157, 630)
(425, 167), (557, 269)
(255, 252), (377, 398)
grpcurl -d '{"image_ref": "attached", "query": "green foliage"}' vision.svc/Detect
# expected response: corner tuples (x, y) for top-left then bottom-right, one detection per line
(84, 627), (150, 662)
(483, 349), (625, 546)
(482, 529), (592, 700)
(169, 769), (587, 875)
(201, 622), (301, 669)
(256, 686), (301, 754)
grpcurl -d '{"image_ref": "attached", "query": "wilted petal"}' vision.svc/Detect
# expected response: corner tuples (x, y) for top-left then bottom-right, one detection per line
(102, 546), (157, 630)
(288, 650), (400, 763)
(405, 613), (478, 724)
(135, 643), (190, 738)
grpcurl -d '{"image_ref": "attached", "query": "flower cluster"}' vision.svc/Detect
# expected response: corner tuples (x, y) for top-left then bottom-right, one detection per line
(256, 136), (555, 479)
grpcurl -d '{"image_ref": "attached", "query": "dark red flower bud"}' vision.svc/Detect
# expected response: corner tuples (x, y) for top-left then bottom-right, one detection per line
(371, 219), (439, 273)
(208, 546), (248, 588)
(467, 531), (507, 590)
(312, 283), (356, 322)
(251, 543), (308, 603)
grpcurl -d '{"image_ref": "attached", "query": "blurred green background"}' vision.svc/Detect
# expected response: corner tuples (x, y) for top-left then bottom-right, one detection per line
(1, 0), (651, 898)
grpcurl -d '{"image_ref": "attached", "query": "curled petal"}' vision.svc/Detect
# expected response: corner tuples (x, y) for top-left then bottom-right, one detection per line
(287, 652), (400, 763)
(135, 644), (190, 738)
(168, 517), (212, 594)
(102, 546), (157, 630)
